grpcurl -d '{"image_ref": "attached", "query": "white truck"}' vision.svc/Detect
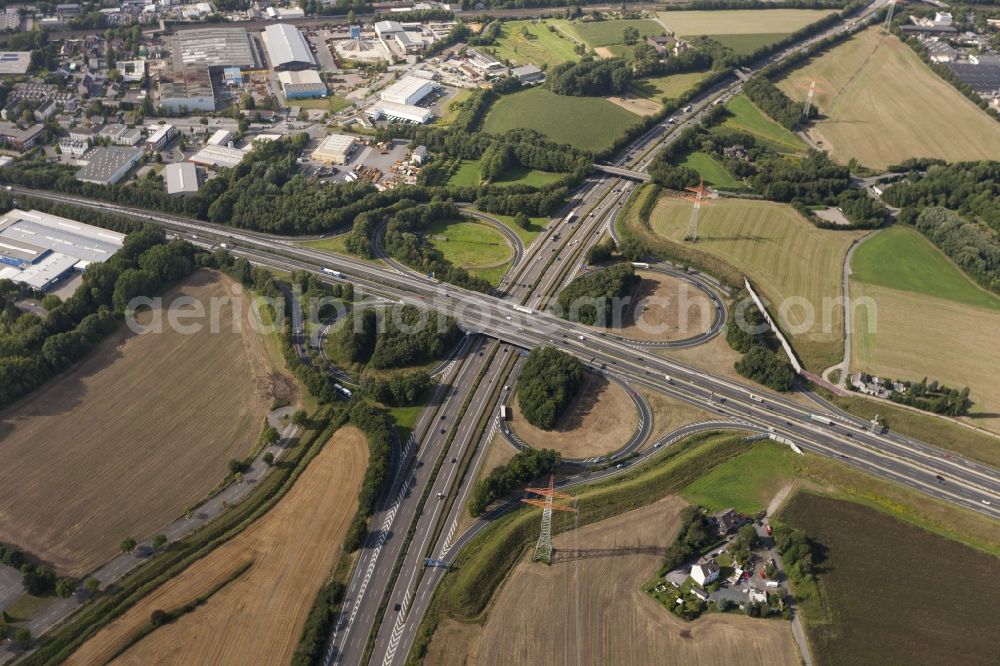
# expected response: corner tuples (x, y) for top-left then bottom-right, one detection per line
(810, 414), (833, 426)
(322, 268), (343, 278)
(664, 375), (673, 384)
(749, 393), (764, 403)
(513, 305), (533, 315)
(499, 405), (508, 420)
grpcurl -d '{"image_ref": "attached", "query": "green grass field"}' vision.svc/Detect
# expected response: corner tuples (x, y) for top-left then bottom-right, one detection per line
(658, 9), (836, 36)
(489, 19), (580, 68)
(631, 70), (711, 101)
(777, 28), (1000, 169)
(426, 219), (514, 286)
(445, 160), (568, 189)
(650, 197), (867, 370)
(852, 226), (1000, 311)
(434, 89), (472, 126)
(483, 87), (641, 153)
(674, 151), (740, 189)
(681, 442), (796, 514)
(564, 18), (665, 47)
(482, 211), (548, 247)
(781, 493), (1000, 665)
(718, 94), (807, 154)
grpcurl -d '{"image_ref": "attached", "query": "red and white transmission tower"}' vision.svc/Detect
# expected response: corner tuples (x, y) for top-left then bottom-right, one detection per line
(522, 475), (576, 563)
(683, 179), (711, 242)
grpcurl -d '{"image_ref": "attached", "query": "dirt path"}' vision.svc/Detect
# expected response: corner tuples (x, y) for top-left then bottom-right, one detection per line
(66, 427), (368, 666)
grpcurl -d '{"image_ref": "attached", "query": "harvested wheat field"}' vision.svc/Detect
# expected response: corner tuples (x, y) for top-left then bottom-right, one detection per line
(0, 270), (292, 576)
(66, 426), (367, 666)
(612, 270), (713, 342)
(510, 371), (638, 459)
(475, 498), (800, 665)
(777, 28), (1000, 169)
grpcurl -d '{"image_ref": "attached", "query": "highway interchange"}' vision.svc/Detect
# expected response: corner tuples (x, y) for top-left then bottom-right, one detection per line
(10, 1), (999, 661)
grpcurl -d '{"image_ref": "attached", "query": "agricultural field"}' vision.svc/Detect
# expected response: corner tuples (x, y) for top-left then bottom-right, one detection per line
(425, 218), (515, 286)
(612, 270), (713, 342)
(673, 151), (740, 188)
(649, 197), (866, 371)
(717, 94), (808, 154)
(850, 281), (1000, 433)
(658, 9), (836, 43)
(710, 33), (789, 55)
(489, 19), (580, 69)
(483, 87), (642, 153)
(473, 499), (800, 665)
(631, 69), (712, 101)
(565, 18), (666, 47)
(849, 226), (1000, 432)
(66, 427), (367, 666)
(445, 160), (568, 189)
(781, 493), (1000, 665)
(851, 226), (1000, 311)
(777, 28), (1000, 169)
(510, 371), (638, 459)
(0, 271), (289, 576)
(682, 442), (797, 514)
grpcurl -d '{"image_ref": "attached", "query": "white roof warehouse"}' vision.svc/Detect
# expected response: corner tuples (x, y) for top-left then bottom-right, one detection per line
(0, 209), (125, 291)
(263, 23), (317, 71)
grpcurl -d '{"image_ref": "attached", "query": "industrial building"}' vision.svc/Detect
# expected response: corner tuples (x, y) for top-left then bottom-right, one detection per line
(379, 75), (436, 106)
(189, 144), (247, 170)
(311, 133), (357, 165)
(207, 129), (234, 146)
(159, 66), (217, 113)
(145, 124), (178, 151)
(0, 209), (126, 291)
(98, 124), (143, 147)
(0, 52), (31, 76)
(173, 28), (261, 69)
(512, 64), (545, 84)
(164, 162), (200, 195)
(75, 146), (144, 185)
(278, 70), (327, 99)
(262, 24), (317, 71)
(366, 100), (432, 124)
(0, 123), (44, 151)
(466, 49), (508, 77)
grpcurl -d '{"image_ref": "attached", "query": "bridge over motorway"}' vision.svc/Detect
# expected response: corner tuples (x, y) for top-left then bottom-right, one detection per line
(593, 164), (652, 182)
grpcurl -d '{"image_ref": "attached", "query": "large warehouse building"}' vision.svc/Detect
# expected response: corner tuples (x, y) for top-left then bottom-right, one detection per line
(75, 147), (144, 185)
(174, 28), (262, 69)
(263, 23), (316, 71)
(311, 133), (356, 164)
(379, 75), (436, 106)
(278, 70), (327, 99)
(0, 209), (126, 291)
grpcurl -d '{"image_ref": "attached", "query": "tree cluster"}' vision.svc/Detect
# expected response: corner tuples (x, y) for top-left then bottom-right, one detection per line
(660, 505), (715, 573)
(330, 304), (461, 371)
(773, 525), (817, 582)
(726, 303), (795, 392)
(891, 377), (971, 417)
(546, 57), (633, 97)
(585, 237), (617, 264)
(556, 263), (638, 326)
(467, 447), (560, 516)
(884, 161), (1000, 234)
(743, 76), (812, 131)
(516, 346), (584, 430)
(0, 228), (201, 408)
(344, 402), (396, 549)
(361, 370), (434, 407)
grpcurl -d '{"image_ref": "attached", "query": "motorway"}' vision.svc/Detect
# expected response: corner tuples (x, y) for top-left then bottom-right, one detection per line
(12, 2), (994, 662)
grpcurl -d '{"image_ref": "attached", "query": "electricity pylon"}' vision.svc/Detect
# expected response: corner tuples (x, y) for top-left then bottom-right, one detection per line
(684, 179), (711, 242)
(802, 80), (817, 121)
(522, 475), (576, 563)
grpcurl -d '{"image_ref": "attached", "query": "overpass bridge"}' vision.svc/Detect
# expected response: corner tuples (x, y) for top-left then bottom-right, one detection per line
(593, 164), (652, 182)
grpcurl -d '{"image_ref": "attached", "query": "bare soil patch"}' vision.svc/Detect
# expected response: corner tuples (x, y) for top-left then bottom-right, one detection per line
(510, 372), (638, 459)
(605, 94), (660, 116)
(67, 426), (367, 666)
(0, 270), (286, 576)
(613, 270), (713, 342)
(477, 498), (799, 665)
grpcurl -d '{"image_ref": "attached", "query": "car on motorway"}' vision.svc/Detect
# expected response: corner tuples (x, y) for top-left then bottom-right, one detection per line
(935, 474), (945, 484)
(983, 499), (992, 505)
(440, 428), (446, 434)
(451, 457), (457, 463)
(394, 603), (402, 611)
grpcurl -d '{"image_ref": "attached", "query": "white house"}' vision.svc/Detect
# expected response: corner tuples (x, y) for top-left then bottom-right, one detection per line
(690, 559), (720, 587)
